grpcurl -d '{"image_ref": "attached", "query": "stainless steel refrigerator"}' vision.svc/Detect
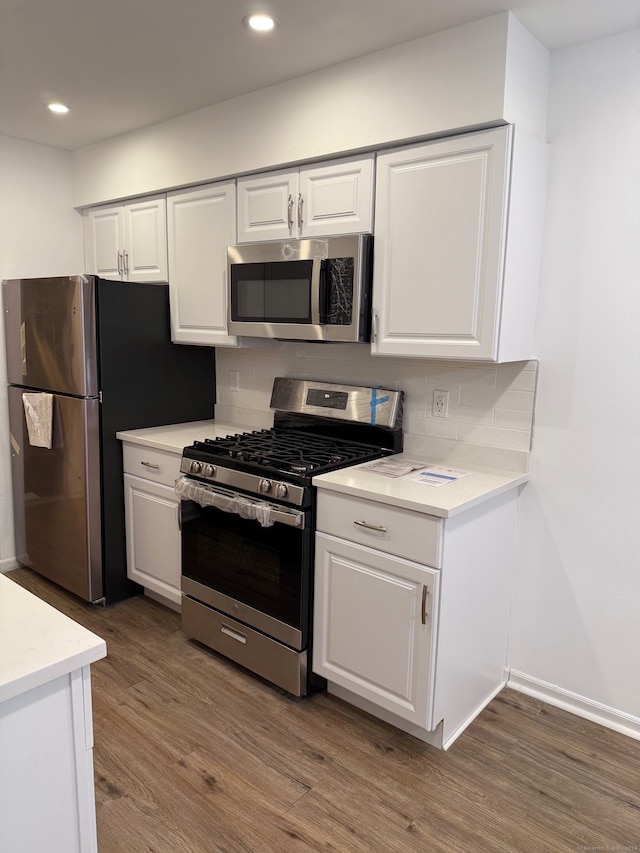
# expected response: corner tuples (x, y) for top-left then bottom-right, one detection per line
(3, 275), (215, 604)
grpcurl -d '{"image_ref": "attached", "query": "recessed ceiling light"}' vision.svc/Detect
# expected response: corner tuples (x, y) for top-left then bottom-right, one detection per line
(47, 103), (70, 114)
(244, 13), (277, 32)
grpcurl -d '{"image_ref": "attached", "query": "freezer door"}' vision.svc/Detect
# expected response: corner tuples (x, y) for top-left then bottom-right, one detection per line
(3, 276), (98, 396)
(8, 386), (103, 602)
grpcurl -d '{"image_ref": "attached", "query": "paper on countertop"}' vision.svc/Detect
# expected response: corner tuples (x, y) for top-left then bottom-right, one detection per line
(22, 392), (53, 449)
(403, 465), (471, 487)
(359, 459), (423, 478)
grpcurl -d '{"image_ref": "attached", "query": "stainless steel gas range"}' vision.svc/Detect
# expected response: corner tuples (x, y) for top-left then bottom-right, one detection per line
(175, 377), (403, 696)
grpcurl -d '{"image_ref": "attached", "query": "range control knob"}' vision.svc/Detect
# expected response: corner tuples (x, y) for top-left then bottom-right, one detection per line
(190, 460), (202, 474)
(203, 464), (216, 478)
(274, 482), (289, 499)
(258, 478), (272, 495)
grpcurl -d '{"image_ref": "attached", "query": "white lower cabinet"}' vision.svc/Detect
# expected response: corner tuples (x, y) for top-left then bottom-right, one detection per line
(1, 666), (100, 853)
(122, 443), (182, 608)
(313, 487), (518, 749)
(314, 533), (439, 728)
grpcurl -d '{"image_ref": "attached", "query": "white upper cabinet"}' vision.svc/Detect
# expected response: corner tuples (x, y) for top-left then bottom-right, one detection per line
(83, 195), (168, 283)
(166, 181), (238, 347)
(236, 154), (374, 243)
(371, 126), (548, 362)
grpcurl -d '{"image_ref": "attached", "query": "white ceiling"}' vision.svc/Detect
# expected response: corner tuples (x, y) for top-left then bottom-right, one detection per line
(1, 0), (638, 151)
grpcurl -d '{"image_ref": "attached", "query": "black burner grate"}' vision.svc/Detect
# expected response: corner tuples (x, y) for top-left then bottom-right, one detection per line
(193, 429), (384, 477)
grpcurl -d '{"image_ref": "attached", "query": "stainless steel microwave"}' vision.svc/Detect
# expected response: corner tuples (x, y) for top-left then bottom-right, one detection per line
(227, 234), (373, 342)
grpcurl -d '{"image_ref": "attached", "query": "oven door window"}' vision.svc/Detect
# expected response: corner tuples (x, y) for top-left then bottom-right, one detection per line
(181, 503), (310, 631)
(230, 260), (313, 323)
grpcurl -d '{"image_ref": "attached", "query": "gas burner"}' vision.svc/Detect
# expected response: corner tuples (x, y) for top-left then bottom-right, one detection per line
(290, 463), (311, 475)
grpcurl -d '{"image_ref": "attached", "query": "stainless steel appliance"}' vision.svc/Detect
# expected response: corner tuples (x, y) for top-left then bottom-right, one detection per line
(176, 377), (403, 696)
(227, 235), (373, 342)
(3, 275), (215, 604)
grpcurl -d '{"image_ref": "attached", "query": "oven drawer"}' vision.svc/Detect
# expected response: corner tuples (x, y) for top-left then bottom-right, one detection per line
(122, 442), (182, 488)
(316, 491), (442, 568)
(182, 595), (307, 696)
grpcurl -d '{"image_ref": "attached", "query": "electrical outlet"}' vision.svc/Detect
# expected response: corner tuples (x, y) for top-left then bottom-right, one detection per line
(432, 390), (449, 418)
(229, 370), (239, 392)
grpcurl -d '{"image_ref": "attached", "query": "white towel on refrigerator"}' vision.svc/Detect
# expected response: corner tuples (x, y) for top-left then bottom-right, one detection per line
(22, 392), (53, 449)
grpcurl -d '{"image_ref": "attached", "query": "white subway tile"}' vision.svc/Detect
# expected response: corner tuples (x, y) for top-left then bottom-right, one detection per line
(496, 364), (538, 391)
(493, 408), (533, 430)
(447, 403), (494, 425)
(459, 385), (534, 412)
(216, 351), (536, 455)
(458, 423), (531, 451)
(428, 365), (497, 387)
(416, 416), (460, 440)
(426, 382), (461, 404)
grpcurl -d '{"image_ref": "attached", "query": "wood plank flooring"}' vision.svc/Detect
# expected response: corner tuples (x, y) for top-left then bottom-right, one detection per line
(7, 567), (640, 853)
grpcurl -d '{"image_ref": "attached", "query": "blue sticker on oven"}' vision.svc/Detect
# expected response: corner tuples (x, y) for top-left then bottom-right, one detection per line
(370, 388), (390, 423)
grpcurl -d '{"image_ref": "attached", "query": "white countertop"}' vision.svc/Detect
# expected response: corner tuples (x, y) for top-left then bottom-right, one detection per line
(116, 420), (257, 454)
(116, 422), (527, 516)
(0, 575), (107, 704)
(313, 454), (528, 518)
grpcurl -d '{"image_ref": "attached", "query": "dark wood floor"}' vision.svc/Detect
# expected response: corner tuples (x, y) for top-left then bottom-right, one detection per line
(7, 567), (640, 853)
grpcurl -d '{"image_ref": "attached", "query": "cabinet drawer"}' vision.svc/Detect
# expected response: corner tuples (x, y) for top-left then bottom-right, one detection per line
(316, 491), (441, 568)
(122, 442), (181, 487)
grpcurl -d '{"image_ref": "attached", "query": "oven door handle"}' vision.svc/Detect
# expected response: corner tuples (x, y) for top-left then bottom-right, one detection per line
(175, 476), (306, 529)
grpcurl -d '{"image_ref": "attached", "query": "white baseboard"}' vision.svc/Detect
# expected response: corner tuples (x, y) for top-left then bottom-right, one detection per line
(0, 557), (18, 574)
(508, 669), (640, 741)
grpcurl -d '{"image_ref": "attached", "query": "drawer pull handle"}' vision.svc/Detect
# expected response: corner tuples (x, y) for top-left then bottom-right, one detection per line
(221, 624), (247, 644)
(353, 519), (387, 533)
(422, 586), (429, 625)
(141, 461), (160, 470)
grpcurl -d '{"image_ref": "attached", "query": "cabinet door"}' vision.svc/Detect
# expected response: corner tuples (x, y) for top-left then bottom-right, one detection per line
(83, 205), (124, 278)
(300, 155), (374, 238)
(167, 182), (238, 346)
(313, 533), (439, 729)
(123, 195), (168, 282)
(372, 126), (510, 360)
(124, 474), (181, 606)
(0, 667), (100, 853)
(237, 169), (299, 242)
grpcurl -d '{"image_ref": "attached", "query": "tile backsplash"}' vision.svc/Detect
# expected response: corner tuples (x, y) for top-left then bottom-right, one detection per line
(215, 343), (538, 469)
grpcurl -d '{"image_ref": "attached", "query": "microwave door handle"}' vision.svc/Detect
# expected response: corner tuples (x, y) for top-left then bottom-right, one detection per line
(318, 259), (329, 324)
(310, 257), (324, 326)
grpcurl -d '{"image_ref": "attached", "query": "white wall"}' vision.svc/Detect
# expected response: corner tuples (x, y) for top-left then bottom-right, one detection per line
(0, 136), (84, 569)
(509, 29), (640, 729)
(71, 13), (548, 207)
